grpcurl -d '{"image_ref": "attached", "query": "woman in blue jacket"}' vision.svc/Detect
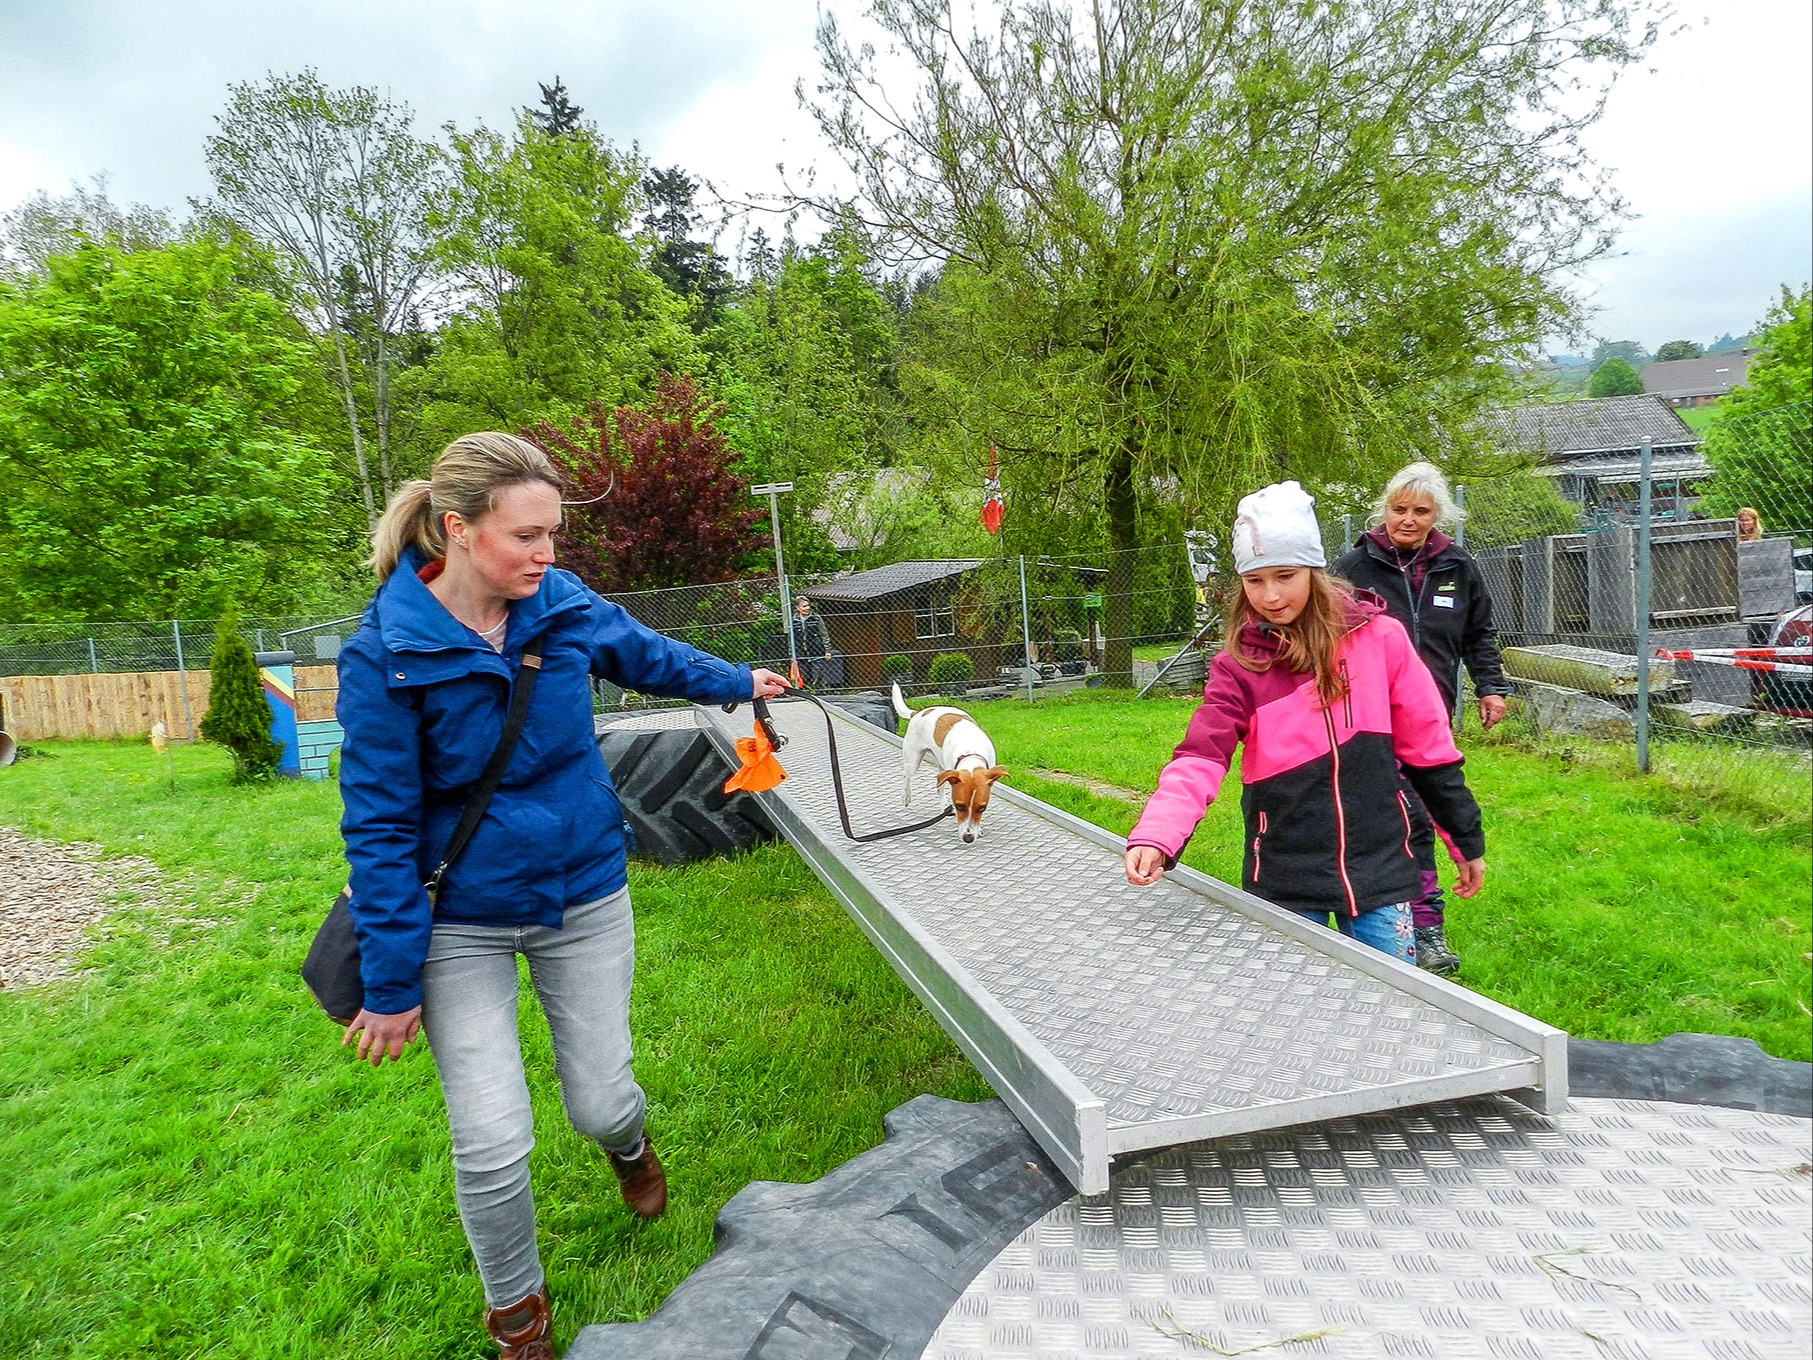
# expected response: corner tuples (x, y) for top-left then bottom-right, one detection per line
(337, 432), (785, 1359)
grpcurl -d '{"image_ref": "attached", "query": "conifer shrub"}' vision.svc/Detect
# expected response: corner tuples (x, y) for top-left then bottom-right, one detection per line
(882, 654), (914, 685)
(199, 615), (282, 782)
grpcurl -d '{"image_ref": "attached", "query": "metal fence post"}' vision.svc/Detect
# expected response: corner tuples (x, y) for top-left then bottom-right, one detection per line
(1635, 440), (1653, 775)
(172, 620), (195, 740)
(87, 638), (99, 674)
(1454, 485), (1466, 549)
(1017, 555), (1035, 702)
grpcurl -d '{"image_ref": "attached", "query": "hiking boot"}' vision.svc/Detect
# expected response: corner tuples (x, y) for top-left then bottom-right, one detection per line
(608, 1134), (668, 1219)
(1414, 925), (1461, 977)
(484, 1285), (553, 1360)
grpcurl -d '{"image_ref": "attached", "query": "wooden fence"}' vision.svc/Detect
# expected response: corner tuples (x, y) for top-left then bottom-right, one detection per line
(0, 666), (338, 742)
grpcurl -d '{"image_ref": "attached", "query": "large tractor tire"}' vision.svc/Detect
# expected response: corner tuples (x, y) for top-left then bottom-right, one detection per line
(596, 726), (776, 865)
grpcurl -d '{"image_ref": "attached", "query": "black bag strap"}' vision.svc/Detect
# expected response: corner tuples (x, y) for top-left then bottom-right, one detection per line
(425, 648), (542, 902)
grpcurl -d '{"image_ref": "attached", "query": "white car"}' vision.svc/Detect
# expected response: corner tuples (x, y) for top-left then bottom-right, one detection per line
(1794, 547), (1812, 602)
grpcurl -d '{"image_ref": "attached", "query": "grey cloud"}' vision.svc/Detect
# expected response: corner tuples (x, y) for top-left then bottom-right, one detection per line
(0, 0), (808, 214)
(1577, 197), (1813, 347)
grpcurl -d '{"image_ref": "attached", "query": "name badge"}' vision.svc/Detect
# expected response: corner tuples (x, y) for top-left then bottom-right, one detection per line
(1433, 595), (1456, 608)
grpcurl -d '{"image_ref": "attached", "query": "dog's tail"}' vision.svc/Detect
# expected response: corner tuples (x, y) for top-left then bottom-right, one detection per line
(890, 681), (913, 722)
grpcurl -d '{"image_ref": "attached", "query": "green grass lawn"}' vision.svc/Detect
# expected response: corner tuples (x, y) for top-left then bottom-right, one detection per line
(1, 703), (1807, 1358)
(0, 743), (985, 1359)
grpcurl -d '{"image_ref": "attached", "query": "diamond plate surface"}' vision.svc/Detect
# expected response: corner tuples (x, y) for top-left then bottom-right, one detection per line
(696, 701), (1555, 1184)
(926, 1096), (1812, 1360)
(594, 708), (699, 734)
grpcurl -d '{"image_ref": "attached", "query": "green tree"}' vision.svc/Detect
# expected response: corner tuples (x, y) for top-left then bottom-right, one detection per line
(710, 229), (903, 571)
(0, 176), (172, 279)
(643, 166), (733, 327)
(1587, 357), (1644, 397)
(199, 613), (283, 781)
(1589, 339), (1650, 368)
(0, 239), (335, 620)
(205, 69), (444, 525)
(810, 0), (1659, 683)
(1458, 475), (1580, 550)
(413, 112), (699, 446)
(1699, 286), (1812, 534)
(531, 77), (584, 136)
(1654, 339), (1702, 362)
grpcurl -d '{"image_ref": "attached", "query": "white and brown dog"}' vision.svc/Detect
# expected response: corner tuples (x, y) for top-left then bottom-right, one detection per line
(892, 682), (1007, 844)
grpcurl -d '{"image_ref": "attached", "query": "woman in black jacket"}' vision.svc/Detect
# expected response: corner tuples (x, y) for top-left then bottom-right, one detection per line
(1333, 462), (1513, 977)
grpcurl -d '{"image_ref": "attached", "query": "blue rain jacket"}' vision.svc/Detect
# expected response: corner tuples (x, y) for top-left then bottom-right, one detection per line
(337, 551), (755, 1013)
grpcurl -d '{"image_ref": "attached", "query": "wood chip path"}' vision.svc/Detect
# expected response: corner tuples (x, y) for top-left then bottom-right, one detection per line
(0, 826), (167, 989)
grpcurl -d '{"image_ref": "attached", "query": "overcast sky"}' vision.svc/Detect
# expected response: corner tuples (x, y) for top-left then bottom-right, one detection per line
(2, 0), (1807, 353)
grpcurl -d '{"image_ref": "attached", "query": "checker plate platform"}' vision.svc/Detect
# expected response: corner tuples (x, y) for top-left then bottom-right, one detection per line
(927, 1095), (1812, 1360)
(669, 700), (1566, 1194)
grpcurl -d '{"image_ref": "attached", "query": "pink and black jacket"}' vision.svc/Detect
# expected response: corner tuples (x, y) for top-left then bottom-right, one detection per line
(1128, 592), (1483, 918)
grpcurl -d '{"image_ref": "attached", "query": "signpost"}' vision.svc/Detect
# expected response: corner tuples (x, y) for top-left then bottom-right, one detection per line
(751, 482), (798, 677)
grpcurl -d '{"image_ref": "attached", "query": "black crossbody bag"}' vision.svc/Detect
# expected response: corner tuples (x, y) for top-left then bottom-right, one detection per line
(302, 649), (544, 1023)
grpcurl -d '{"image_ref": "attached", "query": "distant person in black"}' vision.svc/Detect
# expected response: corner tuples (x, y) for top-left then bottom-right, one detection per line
(791, 596), (832, 688)
(1334, 461), (1513, 978)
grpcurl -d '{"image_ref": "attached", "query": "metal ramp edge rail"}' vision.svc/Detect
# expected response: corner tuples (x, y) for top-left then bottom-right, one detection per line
(686, 699), (1567, 1196)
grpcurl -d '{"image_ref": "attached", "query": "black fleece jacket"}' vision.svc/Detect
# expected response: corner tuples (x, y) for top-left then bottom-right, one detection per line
(1333, 529), (1513, 715)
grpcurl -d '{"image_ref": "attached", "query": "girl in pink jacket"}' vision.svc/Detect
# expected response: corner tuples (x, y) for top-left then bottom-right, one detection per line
(1124, 482), (1486, 963)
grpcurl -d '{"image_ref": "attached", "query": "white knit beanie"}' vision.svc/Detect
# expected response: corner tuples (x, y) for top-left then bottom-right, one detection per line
(1231, 481), (1326, 574)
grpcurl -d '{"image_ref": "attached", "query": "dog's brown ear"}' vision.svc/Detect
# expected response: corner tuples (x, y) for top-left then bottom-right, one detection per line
(985, 766), (1007, 782)
(936, 770), (962, 787)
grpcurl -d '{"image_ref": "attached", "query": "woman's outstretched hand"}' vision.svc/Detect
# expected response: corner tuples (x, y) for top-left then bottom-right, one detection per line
(1124, 845), (1166, 886)
(343, 1006), (423, 1066)
(750, 668), (789, 699)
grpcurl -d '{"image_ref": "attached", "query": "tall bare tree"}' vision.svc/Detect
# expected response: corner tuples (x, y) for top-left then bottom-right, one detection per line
(807, 0), (1662, 682)
(205, 70), (443, 525)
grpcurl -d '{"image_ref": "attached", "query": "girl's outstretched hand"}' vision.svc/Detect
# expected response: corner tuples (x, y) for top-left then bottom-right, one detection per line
(1452, 857), (1486, 898)
(1124, 845), (1167, 886)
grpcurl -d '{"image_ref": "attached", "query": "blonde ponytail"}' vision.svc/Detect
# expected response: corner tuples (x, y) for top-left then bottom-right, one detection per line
(366, 433), (564, 579)
(368, 480), (441, 579)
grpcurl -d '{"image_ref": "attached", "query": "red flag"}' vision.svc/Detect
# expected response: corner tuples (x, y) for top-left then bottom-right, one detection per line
(980, 445), (1004, 535)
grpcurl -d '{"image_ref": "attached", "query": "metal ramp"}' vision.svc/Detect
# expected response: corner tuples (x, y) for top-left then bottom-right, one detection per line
(618, 699), (1567, 1195)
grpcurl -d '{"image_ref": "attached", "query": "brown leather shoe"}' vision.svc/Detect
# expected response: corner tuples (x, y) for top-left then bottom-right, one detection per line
(484, 1285), (553, 1360)
(608, 1134), (668, 1219)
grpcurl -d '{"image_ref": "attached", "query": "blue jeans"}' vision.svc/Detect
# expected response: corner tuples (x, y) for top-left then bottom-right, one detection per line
(420, 888), (645, 1307)
(1292, 900), (1416, 963)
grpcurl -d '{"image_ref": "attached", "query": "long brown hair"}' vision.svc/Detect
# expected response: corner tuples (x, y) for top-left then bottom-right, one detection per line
(1221, 568), (1354, 710)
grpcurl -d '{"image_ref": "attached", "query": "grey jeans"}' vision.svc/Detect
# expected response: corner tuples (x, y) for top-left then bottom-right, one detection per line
(420, 887), (646, 1307)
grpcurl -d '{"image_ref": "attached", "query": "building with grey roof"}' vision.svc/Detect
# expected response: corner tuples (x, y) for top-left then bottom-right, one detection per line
(1486, 395), (1705, 521)
(1640, 350), (1755, 408)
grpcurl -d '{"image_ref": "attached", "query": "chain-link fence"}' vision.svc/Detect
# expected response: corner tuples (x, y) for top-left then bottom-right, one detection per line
(5, 402), (1805, 785)
(1460, 400), (1810, 781)
(0, 615), (366, 678)
(582, 548), (1206, 707)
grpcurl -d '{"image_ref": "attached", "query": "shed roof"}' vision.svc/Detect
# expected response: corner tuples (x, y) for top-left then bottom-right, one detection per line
(1532, 449), (1711, 481)
(1487, 395), (1697, 462)
(803, 559), (988, 603)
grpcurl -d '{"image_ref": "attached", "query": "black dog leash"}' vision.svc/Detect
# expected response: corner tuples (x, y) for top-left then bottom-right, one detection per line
(725, 686), (954, 843)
